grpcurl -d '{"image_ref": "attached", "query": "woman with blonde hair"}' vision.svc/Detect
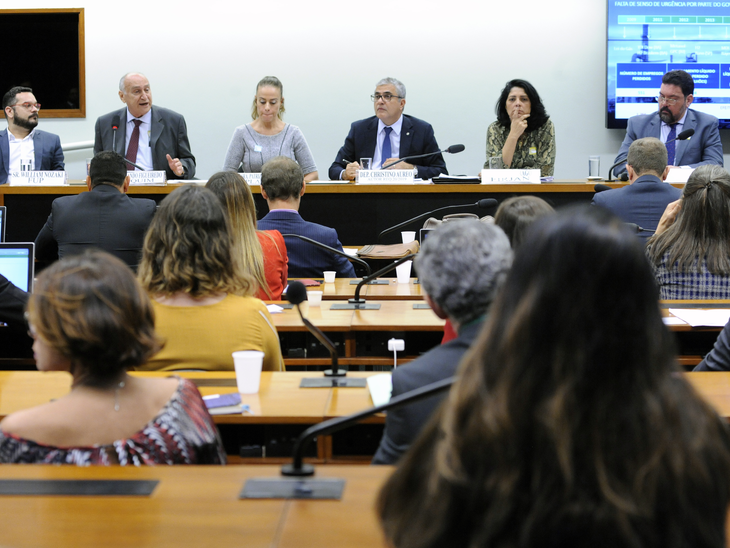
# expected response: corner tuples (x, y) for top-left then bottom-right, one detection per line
(137, 185), (284, 372)
(206, 171), (287, 300)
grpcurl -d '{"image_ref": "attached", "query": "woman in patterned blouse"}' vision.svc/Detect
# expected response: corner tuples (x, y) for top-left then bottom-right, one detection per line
(484, 79), (556, 177)
(0, 250), (226, 465)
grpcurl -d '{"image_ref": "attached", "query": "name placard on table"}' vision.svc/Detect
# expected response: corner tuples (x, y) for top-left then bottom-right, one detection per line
(240, 173), (262, 185)
(480, 169), (540, 184)
(128, 171), (167, 186)
(356, 170), (415, 184)
(8, 171), (67, 186)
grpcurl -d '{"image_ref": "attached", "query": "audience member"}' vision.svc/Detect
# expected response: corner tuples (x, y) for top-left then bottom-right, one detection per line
(0, 251), (226, 465)
(258, 156), (356, 278)
(695, 317), (730, 371)
(378, 206), (730, 548)
(373, 220), (512, 465)
(647, 165), (730, 299)
(137, 186), (284, 372)
(494, 195), (554, 248)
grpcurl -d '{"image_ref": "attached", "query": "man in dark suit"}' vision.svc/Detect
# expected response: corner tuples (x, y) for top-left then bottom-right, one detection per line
(0, 86), (65, 185)
(94, 73), (195, 180)
(613, 70), (723, 178)
(372, 220), (512, 465)
(329, 77), (447, 181)
(258, 156), (356, 278)
(34, 151), (156, 270)
(593, 137), (681, 243)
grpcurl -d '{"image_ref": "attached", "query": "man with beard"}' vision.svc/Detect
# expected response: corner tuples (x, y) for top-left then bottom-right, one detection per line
(612, 70), (723, 179)
(0, 86), (65, 185)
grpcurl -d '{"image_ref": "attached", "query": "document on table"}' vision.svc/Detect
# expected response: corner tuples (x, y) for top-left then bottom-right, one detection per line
(668, 308), (730, 327)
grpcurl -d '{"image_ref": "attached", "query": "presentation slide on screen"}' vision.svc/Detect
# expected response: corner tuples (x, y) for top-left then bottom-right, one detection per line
(0, 250), (31, 292)
(607, 1), (730, 129)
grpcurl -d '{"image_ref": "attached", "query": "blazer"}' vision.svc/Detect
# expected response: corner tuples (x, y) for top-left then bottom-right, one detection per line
(94, 106), (196, 180)
(372, 319), (484, 465)
(257, 210), (356, 278)
(0, 129), (65, 185)
(613, 109), (723, 176)
(34, 184), (157, 270)
(591, 174), (682, 243)
(696, 318), (730, 371)
(328, 114), (447, 180)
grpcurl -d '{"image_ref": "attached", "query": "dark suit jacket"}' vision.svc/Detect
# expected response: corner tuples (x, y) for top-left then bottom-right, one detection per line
(613, 109), (723, 176)
(0, 274), (28, 329)
(257, 210), (356, 278)
(94, 106), (196, 180)
(696, 318), (730, 371)
(328, 114), (447, 180)
(0, 129), (65, 185)
(372, 319), (483, 465)
(34, 184), (157, 270)
(591, 174), (682, 243)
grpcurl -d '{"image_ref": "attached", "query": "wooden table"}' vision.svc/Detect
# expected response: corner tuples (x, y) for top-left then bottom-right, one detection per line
(0, 464), (391, 548)
(300, 278), (425, 301)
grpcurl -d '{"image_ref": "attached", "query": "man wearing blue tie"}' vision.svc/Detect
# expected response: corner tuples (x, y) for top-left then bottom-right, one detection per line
(328, 77), (447, 181)
(612, 70), (723, 178)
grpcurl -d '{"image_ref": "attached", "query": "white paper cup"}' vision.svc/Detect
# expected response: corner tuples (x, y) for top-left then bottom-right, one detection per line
(401, 231), (416, 244)
(396, 260), (412, 284)
(232, 351), (264, 394)
(307, 290), (323, 306)
(323, 271), (336, 283)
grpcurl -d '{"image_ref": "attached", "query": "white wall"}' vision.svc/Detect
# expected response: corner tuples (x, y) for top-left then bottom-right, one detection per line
(7, 0), (730, 180)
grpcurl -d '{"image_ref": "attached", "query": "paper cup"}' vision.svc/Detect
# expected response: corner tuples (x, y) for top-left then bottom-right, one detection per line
(401, 231), (416, 244)
(323, 271), (336, 283)
(232, 351), (264, 394)
(307, 290), (323, 306)
(396, 260), (412, 284)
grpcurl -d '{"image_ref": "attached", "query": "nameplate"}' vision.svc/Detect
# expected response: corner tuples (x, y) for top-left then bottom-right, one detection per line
(128, 171), (167, 186)
(357, 170), (415, 184)
(665, 167), (693, 184)
(241, 173), (261, 186)
(480, 169), (540, 184)
(8, 171), (67, 186)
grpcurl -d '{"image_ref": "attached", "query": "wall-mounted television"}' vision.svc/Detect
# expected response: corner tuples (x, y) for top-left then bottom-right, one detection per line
(607, 1), (730, 129)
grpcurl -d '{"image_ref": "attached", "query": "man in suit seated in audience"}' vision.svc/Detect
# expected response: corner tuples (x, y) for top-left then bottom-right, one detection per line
(34, 151), (157, 270)
(372, 220), (512, 465)
(258, 156), (356, 278)
(0, 86), (65, 185)
(94, 72), (196, 180)
(328, 77), (448, 181)
(592, 137), (681, 243)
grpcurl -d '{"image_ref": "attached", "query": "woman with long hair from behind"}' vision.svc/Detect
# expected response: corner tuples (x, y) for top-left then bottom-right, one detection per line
(378, 206), (730, 548)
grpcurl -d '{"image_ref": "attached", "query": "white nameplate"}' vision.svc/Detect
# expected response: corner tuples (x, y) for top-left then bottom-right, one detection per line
(240, 173), (262, 186)
(480, 169), (540, 184)
(665, 167), (694, 184)
(357, 169), (415, 184)
(128, 170), (167, 186)
(8, 171), (68, 186)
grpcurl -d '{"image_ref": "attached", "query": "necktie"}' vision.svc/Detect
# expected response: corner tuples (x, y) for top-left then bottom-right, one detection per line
(381, 126), (393, 167)
(666, 123), (677, 166)
(125, 119), (142, 169)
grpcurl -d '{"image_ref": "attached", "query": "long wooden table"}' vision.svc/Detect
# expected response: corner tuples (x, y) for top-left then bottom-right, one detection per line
(0, 464), (391, 548)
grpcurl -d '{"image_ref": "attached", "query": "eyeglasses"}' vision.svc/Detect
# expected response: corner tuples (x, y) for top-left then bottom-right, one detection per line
(656, 95), (682, 106)
(371, 94), (403, 103)
(14, 102), (41, 110)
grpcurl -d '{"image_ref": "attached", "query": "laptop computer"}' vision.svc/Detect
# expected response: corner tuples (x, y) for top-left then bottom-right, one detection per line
(0, 242), (35, 292)
(0, 206), (6, 242)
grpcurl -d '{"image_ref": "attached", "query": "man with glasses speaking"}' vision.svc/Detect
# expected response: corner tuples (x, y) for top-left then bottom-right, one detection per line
(329, 77), (447, 181)
(0, 86), (64, 185)
(612, 70), (723, 178)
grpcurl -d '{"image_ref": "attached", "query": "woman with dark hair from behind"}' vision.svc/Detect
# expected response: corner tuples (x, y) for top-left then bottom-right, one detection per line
(0, 251), (226, 464)
(494, 195), (554, 248)
(647, 164), (730, 299)
(484, 78), (556, 177)
(206, 171), (287, 300)
(378, 206), (730, 548)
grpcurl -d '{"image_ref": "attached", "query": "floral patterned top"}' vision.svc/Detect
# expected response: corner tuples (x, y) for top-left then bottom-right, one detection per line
(0, 378), (226, 465)
(484, 119), (556, 177)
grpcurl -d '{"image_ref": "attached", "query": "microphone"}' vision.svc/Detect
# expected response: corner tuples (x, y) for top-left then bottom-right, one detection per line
(241, 375), (455, 498)
(330, 254), (416, 310)
(111, 115), (120, 152)
(279, 234), (371, 277)
(124, 158), (146, 171)
(286, 281), (366, 388)
(381, 144), (464, 170)
(378, 199), (498, 240)
(625, 223), (655, 234)
(666, 128), (695, 144)
(594, 183), (613, 193)
(607, 159), (629, 182)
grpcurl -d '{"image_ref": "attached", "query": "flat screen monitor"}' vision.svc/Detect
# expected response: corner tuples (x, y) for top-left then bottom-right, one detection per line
(606, 2), (730, 129)
(0, 242), (35, 292)
(0, 206), (5, 242)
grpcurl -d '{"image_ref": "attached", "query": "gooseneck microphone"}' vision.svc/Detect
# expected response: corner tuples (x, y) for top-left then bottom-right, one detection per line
(378, 198), (498, 240)
(279, 234), (371, 277)
(330, 254), (417, 310)
(381, 144), (465, 170)
(111, 115), (120, 152)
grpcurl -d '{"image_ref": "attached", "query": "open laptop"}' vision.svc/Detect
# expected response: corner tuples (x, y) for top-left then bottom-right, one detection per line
(0, 206), (6, 242)
(0, 242), (35, 292)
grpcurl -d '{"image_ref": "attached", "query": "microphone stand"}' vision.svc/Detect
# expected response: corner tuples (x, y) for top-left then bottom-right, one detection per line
(381, 149), (447, 170)
(330, 254), (416, 310)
